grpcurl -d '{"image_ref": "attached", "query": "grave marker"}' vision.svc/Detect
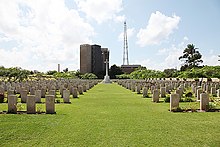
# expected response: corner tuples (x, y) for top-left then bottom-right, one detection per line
(27, 95), (36, 114)
(63, 90), (70, 103)
(152, 89), (159, 103)
(170, 93), (180, 111)
(200, 93), (209, 111)
(46, 95), (55, 114)
(8, 95), (17, 114)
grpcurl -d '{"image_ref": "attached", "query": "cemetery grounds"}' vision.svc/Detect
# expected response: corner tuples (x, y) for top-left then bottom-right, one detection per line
(0, 82), (220, 146)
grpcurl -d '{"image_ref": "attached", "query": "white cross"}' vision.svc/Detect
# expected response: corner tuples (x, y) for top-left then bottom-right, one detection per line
(104, 59), (109, 76)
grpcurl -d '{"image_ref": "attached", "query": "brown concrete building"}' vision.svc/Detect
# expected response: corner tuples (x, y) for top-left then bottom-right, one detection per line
(80, 44), (109, 76)
(80, 44), (92, 74)
(121, 65), (141, 74)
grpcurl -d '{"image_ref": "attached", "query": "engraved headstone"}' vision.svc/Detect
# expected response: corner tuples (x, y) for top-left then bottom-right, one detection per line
(35, 90), (41, 103)
(136, 84), (141, 94)
(72, 87), (78, 98)
(21, 90), (28, 103)
(152, 89), (159, 103)
(196, 89), (203, 101)
(142, 87), (148, 98)
(170, 93), (180, 111)
(160, 87), (166, 98)
(211, 87), (216, 96)
(78, 86), (83, 95)
(27, 95), (36, 114)
(63, 89), (70, 103)
(8, 95), (17, 114)
(200, 93), (209, 111)
(46, 95), (55, 114)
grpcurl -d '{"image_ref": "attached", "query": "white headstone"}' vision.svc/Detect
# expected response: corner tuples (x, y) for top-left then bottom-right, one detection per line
(63, 90), (70, 103)
(152, 89), (159, 103)
(27, 95), (36, 114)
(46, 95), (55, 114)
(200, 93), (209, 111)
(8, 95), (17, 113)
(170, 93), (180, 111)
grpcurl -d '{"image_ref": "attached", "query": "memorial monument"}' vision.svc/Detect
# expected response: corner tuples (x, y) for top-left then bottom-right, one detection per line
(102, 59), (111, 83)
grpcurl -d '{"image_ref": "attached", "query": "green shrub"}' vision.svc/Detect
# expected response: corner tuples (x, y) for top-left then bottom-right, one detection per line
(81, 73), (98, 79)
(188, 102), (198, 112)
(212, 94), (217, 97)
(207, 102), (217, 110)
(17, 103), (24, 111)
(0, 93), (4, 103)
(184, 97), (193, 102)
(164, 96), (170, 102)
(171, 107), (183, 112)
(185, 92), (193, 97)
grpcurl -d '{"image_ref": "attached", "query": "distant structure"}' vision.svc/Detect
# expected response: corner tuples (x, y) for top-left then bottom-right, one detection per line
(102, 59), (111, 83)
(121, 65), (141, 74)
(123, 21), (129, 65)
(58, 64), (60, 72)
(80, 44), (109, 77)
(101, 48), (109, 71)
(121, 21), (141, 74)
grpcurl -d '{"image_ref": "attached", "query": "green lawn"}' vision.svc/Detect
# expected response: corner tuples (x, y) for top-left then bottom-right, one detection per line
(0, 83), (220, 147)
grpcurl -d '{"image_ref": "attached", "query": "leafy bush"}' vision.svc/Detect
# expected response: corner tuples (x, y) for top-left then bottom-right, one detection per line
(184, 97), (193, 102)
(53, 71), (77, 79)
(188, 102), (198, 112)
(171, 107), (183, 112)
(56, 99), (61, 103)
(116, 74), (130, 79)
(130, 69), (165, 79)
(185, 92), (193, 97)
(46, 70), (57, 75)
(81, 73), (98, 79)
(164, 96), (170, 102)
(207, 102), (217, 110)
(0, 93), (4, 103)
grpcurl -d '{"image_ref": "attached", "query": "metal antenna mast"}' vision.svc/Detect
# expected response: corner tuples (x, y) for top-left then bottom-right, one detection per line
(123, 21), (129, 65)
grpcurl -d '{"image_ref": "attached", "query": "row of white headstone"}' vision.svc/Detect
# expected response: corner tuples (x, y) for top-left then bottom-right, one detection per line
(1, 79), (100, 114)
(170, 92), (210, 111)
(116, 79), (220, 112)
(8, 95), (55, 114)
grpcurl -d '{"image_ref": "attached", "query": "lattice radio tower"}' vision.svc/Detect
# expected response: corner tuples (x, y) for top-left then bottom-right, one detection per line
(123, 21), (129, 65)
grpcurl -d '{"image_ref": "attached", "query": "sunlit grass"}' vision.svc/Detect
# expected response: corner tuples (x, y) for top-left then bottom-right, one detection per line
(0, 83), (220, 146)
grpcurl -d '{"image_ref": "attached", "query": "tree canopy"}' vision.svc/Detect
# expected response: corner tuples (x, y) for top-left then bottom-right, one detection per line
(0, 66), (32, 81)
(109, 64), (123, 79)
(179, 44), (203, 71)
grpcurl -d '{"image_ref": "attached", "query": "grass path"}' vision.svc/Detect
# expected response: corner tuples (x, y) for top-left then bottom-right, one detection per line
(0, 83), (220, 146)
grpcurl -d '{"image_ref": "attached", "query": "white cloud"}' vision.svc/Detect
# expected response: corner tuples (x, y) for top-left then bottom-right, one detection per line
(163, 45), (182, 69)
(114, 15), (126, 23)
(183, 36), (189, 41)
(75, 0), (124, 24)
(0, 0), (94, 71)
(135, 37), (189, 70)
(136, 11), (181, 47)
(133, 59), (162, 70)
(157, 38), (219, 69)
(202, 54), (219, 66)
(118, 28), (135, 41)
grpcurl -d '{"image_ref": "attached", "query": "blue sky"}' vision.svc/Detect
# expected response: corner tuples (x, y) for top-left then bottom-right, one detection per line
(0, 0), (219, 72)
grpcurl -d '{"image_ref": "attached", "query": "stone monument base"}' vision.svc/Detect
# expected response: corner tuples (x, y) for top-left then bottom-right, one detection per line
(102, 75), (112, 84)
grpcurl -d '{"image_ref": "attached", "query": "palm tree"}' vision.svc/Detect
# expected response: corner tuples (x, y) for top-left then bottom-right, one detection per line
(179, 44), (203, 71)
